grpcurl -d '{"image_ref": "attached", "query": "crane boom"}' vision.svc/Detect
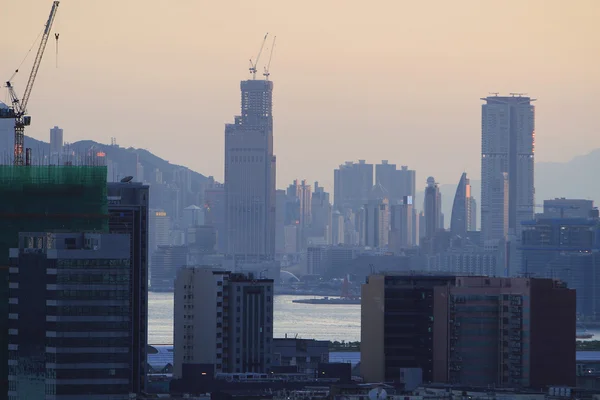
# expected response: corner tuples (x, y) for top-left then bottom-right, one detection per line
(20, 1), (60, 113)
(3, 1), (59, 166)
(263, 36), (276, 80)
(249, 33), (268, 80)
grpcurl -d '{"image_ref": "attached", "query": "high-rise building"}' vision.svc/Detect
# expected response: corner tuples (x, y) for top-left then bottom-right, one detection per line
(150, 245), (188, 292)
(173, 268), (274, 376)
(362, 274), (575, 388)
(8, 232), (131, 399)
(334, 160), (373, 211)
(149, 209), (170, 254)
(364, 184), (390, 248)
(450, 172), (472, 238)
(485, 172), (509, 242)
(434, 277), (575, 388)
(0, 166), (108, 399)
(107, 181), (150, 394)
(424, 177), (442, 241)
(287, 179), (312, 249)
(481, 94), (535, 241)
(50, 125), (63, 155)
(204, 183), (226, 253)
(332, 210), (345, 245)
(375, 161), (417, 205)
(311, 182), (332, 244)
(0, 102), (13, 163)
(521, 216), (600, 317)
(225, 79), (276, 261)
(390, 195), (414, 252)
(543, 198), (594, 219)
(275, 189), (287, 254)
(468, 197), (477, 231)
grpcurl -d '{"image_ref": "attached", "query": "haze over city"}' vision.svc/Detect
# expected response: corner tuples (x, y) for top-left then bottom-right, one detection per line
(2, 0), (600, 190)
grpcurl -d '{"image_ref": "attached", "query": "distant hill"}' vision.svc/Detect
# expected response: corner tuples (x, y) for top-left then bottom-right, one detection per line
(6, 136), (210, 189)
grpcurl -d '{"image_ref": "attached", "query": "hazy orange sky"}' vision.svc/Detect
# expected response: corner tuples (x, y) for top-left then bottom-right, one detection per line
(2, 0), (599, 192)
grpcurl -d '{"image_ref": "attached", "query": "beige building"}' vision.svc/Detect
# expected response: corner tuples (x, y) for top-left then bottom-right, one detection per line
(173, 267), (274, 377)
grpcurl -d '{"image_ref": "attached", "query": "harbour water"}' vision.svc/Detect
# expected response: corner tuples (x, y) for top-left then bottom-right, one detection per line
(148, 292), (361, 344)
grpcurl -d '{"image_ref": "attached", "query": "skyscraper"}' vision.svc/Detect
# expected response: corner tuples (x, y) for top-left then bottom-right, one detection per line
(333, 160), (373, 211)
(287, 179), (312, 249)
(450, 172), (472, 238)
(225, 80), (276, 261)
(481, 94), (535, 242)
(49, 125), (63, 156)
(364, 183), (390, 248)
(374, 161), (416, 206)
(424, 177), (442, 240)
(107, 180), (150, 393)
(390, 195), (414, 251)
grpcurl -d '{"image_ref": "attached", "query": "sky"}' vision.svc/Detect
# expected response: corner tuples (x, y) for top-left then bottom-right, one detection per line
(2, 0), (600, 192)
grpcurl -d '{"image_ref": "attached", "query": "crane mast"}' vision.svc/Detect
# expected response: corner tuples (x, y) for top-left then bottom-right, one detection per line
(249, 33), (268, 80)
(4, 1), (60, 166)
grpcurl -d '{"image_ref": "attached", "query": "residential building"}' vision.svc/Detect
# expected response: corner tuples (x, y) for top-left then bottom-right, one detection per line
(225, 79), (276, 261)
(311, 182), (332, 244)
(485, 172), (509, 242)
(107, 180), (150, 393)
(390, 196), (414, 252)
(287, 179), (312, 250)
(424, 177), (442, 241)
(481, 94), (535, 241)
(334, 160), (373, 211)
(272, 338), (329, 374)
(173, 268), (274, 377)
(204, 183), (226, 253)
(375, 161), (416, 205)
(365, 183), (390, 248)
(332, 210), (345, 245)
(8, 232), (132, 399)
(49, 125), (63, 156)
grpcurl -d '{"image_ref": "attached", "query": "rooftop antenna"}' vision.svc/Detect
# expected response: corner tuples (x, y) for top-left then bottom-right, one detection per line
(249, 33), (268, 80)
(509, 92), (527, 97)
(489, 92), (499, 96)
(263, 35), (276, 80)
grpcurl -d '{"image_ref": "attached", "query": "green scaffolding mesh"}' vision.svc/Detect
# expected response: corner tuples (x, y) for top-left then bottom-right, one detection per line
(0, 165), (108, 394)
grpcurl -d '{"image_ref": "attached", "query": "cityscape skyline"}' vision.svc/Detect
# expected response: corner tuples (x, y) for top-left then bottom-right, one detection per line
(2, 0), (600, 191)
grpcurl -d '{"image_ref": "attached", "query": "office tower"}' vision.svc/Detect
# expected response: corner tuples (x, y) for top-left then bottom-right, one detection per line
(149, 209), (170, 254)
(204, 183), (226, 253)
(332, 210), (345, 245)
(543, 198), (594, 219)
(468, 197), (477, 231)
(183, 205), (204, 228)
(362, 274), (575, 388)
(413, 208), (420, 246)
(390, 195), (414, 252)
(311, 182), (332, 244)
(450, 173), (472, 238)
(375, 161), (417, 205)
(225, 79), (276, 261)
(186, 225), (217, 264)
(8, 232), (131, 399)
(481, 94), (535, 241)
(49, 125), (63, 155)
(361, 274), (456, 383)
(364, 184), (390, 248)
(0, 102), (12, 162)
(150, 245), (188, 291)
(485, 172), (509, 242)
(0, 166), (108, 400)
(521, 216), (600, 317)
(334, 160), (373, 211)
(173, 268), (274, 376)
(434, 277), (575, 388)
(107, 180), (150, 394)
(424, 177), (442, 240)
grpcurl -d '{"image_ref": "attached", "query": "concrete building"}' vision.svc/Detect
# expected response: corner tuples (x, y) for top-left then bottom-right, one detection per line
(543, 198), (595, 219)
(521, 216), (600, 317)
(481, 94), (535, 242)
(424, 177), (442, 241)
(275, 189), (287, 254)
(365, 183), (390, 248)
(287, 179), (312, 250)
(311, 182), (332, 244)
(334, 160), (373, 211)
(173, 268), (274, 377)
(390, 195), (414, 252)
(225, 79), (276, 261)
(204, 183), (226, 253)
(50, 125), (63, 157)
(183, 204), (204, 228)
(450, 173), (472, 238)
(149, 209), (170, 257)
(468, 197), (477, 231)
(485, 172), (509, 242)
(434, 277), (575, 388)
(8, 232), (132, 399)
(107, 180), (150, 394)
(375, 161), (416, 206)
(361, 274), (575, 388)
(272, 338), (329, 374)
(150, 245), (189, 292)
(307, 246), (361, 276)
(332, 210), (345, 245)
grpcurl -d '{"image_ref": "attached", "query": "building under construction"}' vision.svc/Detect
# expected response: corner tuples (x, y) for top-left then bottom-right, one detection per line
(0, 165), (108, 398)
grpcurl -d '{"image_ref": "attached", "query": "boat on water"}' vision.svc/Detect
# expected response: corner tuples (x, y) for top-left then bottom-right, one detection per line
(292, 296), (361, 305)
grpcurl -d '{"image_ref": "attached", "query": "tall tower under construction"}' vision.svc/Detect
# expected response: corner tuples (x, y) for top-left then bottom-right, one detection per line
(225, 79), (276, 261)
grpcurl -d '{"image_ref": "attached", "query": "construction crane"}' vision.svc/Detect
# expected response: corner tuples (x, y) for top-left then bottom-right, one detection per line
(534, 204), (579, 218)
(1, 1), (60, 166)
(263, 36), (276, 80)
(248, 33), (268, 80)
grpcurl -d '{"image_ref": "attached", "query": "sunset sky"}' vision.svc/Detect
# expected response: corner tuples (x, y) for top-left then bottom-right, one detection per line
(2, 0), (599, 191)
